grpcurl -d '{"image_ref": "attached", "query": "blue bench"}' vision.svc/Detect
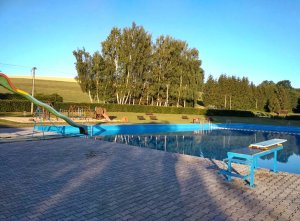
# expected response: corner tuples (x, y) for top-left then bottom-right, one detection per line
(220, 139), (287, 187)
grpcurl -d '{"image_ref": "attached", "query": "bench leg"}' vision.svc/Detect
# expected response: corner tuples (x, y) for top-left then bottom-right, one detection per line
(249, 161), (255, 187)
(272, 151), (278, 173)
(227, 160), (232, 181)
(253, 158), (257, 169)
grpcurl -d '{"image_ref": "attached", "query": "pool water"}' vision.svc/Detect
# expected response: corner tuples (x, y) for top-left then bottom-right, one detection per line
(35, 123), (300, 174)
(100, 129), (300, 175)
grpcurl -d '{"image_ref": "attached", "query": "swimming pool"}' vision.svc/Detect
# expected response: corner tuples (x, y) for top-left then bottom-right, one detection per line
(35, 123), (300, 174)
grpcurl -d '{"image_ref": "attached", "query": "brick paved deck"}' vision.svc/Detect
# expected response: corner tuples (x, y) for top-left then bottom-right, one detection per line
(0, 127), (58, 141)
(0, 137), (299, 221)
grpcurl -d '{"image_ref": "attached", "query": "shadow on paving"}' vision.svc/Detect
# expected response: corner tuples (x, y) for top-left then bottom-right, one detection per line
(0, 137), (298, 220)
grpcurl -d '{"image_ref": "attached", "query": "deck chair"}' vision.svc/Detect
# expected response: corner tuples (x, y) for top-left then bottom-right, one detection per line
(149, 115), (158, 120)
(136, 116), (146, 120)
(137, 116), (146, 120)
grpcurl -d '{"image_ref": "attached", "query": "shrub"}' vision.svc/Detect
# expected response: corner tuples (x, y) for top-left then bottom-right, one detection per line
(206, 109), (255, 117)
(0, 93), (26, 100)
(54, 103), (207, 115)
(0, 100), (31, 112)
(286, 115), (300, 120)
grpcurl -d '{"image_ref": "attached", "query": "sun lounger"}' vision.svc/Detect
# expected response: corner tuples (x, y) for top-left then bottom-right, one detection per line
(149, 115), (157, 120)
(137, 116), (146, 120)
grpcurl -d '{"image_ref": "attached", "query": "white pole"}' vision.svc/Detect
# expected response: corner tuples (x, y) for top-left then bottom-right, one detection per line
(30, 67), (37, 115)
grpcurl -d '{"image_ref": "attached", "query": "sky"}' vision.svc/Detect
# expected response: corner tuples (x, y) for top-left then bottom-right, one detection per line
(0, 0), (300, 87)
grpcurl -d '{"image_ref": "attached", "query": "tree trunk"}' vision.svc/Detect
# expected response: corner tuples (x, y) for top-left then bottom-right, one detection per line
(177, 75), (183, 107)
(88, 90), (93, 103)
(123, 92), (130, 104)
(116, 93), (120, 104)
(96, 79), (100, 103)
(165, 84), (169, 106)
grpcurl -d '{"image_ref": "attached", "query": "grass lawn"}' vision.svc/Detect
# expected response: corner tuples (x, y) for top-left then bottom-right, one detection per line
(0, 112), (208, 128)
(1, 78), (90, 103)
(1, 112), (299, 128)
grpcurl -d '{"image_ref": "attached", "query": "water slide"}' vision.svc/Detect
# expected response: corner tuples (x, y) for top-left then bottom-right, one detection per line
(0, 73), (88, 134)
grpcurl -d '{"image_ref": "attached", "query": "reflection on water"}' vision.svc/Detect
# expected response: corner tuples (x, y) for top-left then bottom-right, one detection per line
(99, 129), (300, 174)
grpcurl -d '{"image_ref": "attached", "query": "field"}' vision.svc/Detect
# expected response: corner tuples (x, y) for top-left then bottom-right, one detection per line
(2, 78), (90, 103)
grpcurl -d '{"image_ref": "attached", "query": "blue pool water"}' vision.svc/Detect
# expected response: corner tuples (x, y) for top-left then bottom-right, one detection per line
(99, 129), (300, 174)
(35, 123), (300, 174)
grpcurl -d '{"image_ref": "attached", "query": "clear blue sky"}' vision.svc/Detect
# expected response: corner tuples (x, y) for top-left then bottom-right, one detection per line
(1, 0), (300, 87)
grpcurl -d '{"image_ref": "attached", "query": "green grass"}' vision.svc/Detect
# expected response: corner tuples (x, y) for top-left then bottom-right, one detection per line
(0, 112), (207, 128)
(107, 112), (208, 124)
(1, 78), (90, 103)
(0, 119), (33, 128)
(1, 112), (300, 128)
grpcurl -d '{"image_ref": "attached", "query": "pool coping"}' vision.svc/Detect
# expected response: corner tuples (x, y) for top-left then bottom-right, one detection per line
(34, 123), (300, 136)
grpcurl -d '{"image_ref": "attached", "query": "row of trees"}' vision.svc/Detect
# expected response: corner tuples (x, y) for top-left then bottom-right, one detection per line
(203, 75), (299, 112)
(74, 22), (204, 107)
(74, 22), (299, 113)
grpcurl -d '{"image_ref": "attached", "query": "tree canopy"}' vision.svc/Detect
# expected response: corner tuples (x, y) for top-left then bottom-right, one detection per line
(203, 75), (298, 112)
(74, 22), (299, 113)
(74, 22), (204, 107)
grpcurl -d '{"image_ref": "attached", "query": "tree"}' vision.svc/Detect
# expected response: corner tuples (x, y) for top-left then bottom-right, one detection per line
(74, 23), (204, 106)
(293, 98), (300, 113)
(73, 48), (94, 103)
(101, 22), (152, 104)
(267, 94), (281, 113)
(92, 52), (113, 103)
(152, 36), (203, 107)
(277, 80), (293, 89)
(203, 75), (219, 108)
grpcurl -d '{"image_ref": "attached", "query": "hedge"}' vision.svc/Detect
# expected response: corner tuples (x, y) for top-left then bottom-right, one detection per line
(3, 101), (286, 119)
(286, 115), (300, 120)
(0, 100), (32, 112)
(53, 103), (207, 115)
(206, 109), (256, 117)
(0, 93), (26, 100)
(0, 101), (206, 115)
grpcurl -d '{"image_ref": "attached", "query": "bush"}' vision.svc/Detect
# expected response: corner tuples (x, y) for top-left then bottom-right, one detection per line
(0, 100), (31, 112)
(54, 103), (207, 115)
(0, 101), (207, 114)
(0, 93), (26, 100)
(206, 109), (255, 117)
(286, 115), (300, 120)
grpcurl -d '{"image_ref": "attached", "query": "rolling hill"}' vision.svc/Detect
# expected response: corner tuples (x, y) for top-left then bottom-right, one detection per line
(1, 77), (90, 103)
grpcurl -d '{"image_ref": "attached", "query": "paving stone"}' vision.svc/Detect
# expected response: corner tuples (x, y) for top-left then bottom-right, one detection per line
(0, 137), (299, 221)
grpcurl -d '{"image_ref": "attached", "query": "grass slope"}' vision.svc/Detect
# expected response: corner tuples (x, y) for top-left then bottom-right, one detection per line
(1, 78), (90, 103)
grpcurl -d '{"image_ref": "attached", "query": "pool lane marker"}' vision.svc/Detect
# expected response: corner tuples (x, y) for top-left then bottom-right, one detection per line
(213, 126), (300, 136)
